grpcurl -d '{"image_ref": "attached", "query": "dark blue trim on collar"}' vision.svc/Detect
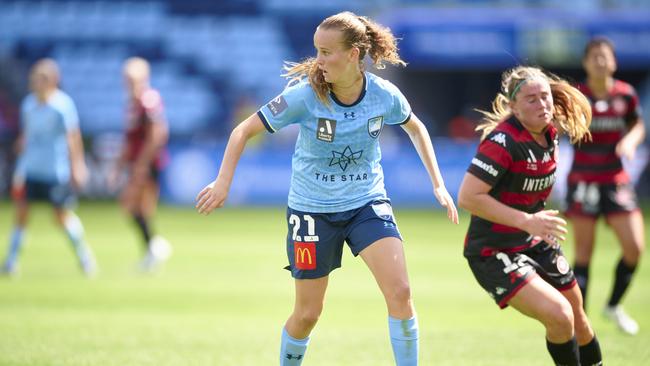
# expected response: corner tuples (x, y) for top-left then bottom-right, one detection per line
(257, 110), (275, 133)
(330, 73), (367, 108)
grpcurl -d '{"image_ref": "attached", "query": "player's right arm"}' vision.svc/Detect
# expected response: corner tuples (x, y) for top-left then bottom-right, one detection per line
(458, 173), (567, 241)
(195, 113), (267, 214)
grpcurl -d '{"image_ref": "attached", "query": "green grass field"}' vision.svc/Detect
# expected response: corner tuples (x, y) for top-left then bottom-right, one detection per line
(0, 201), (648, 365)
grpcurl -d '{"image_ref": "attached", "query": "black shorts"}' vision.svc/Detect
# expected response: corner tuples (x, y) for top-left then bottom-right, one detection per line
(284, 200), (402, 279)
(24, 178), (76, 209)
(564, 181), (638, 217)
(467, 242), (576, 309)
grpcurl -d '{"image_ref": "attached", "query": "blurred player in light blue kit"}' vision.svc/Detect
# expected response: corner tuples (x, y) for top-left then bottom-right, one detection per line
(196, 12), (458, 366)
(2, 58), (96, 277)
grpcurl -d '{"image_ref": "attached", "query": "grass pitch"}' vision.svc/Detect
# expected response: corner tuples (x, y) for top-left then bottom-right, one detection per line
(0, 201), (648, 365)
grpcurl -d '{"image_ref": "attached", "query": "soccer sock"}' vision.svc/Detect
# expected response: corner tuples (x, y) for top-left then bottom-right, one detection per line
(280, 327), (309, 366)
(388, 315), (419, 366)
(133, 214), (152, 249)
(579, 335), (603, 366)
(63, 213), (93, 266)
(607, 258), (637, 307)
(4, 227), (25, 268)
(546, 337), (579, 366)
(573, 264), (590, 310)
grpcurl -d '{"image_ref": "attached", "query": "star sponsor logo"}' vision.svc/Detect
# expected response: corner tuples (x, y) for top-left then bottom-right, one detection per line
(317, 118), (337, 142)
(329, 146), (362, 171)
(367, 116), (384, 138)
(267, 95), (288, 117)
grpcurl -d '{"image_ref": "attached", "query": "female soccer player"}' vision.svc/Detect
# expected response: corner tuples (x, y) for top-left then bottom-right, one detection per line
(196, 11), (458, 366)
(2, 58), (96, 276)
(566, 37), (645, 335)
(111, 57), (171, 271)
(458, 66), (602, 366)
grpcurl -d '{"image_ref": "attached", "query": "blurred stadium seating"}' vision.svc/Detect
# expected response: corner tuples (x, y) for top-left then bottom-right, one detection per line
(0, 0), (648, 204)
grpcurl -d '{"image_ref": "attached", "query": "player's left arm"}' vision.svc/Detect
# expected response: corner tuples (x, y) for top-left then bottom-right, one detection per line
(616, 117), (645, 160)
(401, 113), (459, 224)
(67, 128), (88, 189)
(134, 113), (169, 181)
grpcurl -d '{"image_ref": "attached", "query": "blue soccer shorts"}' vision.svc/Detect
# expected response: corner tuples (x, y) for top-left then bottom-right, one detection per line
(284, 199), (402, 279)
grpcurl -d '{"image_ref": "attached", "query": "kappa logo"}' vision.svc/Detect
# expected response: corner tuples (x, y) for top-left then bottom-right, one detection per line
(267, 95), (288, 117)
(317, 118), (337, 142)
(367, 116), (384, 139)
(490, 133), (507, 147)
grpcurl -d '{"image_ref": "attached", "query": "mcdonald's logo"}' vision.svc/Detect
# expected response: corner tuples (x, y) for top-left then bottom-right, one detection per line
(294, 242), (316, 270)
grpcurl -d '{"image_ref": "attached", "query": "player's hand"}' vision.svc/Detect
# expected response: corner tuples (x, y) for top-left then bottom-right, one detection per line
(10, 177), (26, 202)
(522, 209), (567, 243)
(615, 139), (636, 161)
(434, 186), (459, 224)
(195, 179), (229, 215)
(71, 163), (89, 190)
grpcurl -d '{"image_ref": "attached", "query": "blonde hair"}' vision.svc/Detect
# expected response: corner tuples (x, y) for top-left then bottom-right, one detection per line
(123, 57), (150, 81)
(283, 11), (406, 105)
(476, 66), (592, 144)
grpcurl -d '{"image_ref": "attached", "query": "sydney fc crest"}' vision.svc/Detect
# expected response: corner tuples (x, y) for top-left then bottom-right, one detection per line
(367, 116), (384, 139)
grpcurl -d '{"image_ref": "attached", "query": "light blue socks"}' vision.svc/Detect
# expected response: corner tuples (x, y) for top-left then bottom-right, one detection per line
(389, 315), (419, 366)
(3, 227), (25, 272)
(280, 327), (309, 366)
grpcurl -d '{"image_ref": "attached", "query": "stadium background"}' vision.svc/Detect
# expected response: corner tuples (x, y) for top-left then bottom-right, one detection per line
(0, 1), (649, 365)
(0, 0), (649, 205)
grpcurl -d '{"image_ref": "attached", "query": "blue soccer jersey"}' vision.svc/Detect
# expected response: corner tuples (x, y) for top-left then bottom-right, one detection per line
(257, 72), (411, 212)
(15, 89), (80, 184)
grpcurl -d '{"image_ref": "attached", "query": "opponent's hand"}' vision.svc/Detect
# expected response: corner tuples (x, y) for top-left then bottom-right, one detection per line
(615, 139), (636, 161)
(434, 186), (459, 224)
(522, 209), (567, 243)
(195, 179), (228, 215)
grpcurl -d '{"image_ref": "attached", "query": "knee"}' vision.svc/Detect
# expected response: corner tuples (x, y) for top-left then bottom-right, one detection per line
(544, 301), (575, 337)
(293, 306), (323, 328)
(387, 281), (412, 306)
(624, 243), (644, 264)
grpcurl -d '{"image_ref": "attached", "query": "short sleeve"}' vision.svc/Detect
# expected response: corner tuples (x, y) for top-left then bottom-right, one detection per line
(257, 82), (310, 133)
(466, 131), (513, 187)
(385, 83), (412, 126)
(626, 88), (643, 125)
(61, 94), (80, 132)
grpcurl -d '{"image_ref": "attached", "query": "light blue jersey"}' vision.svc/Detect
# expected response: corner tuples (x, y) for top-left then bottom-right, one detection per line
(15, 89), (79, 183)
(257, 72), (411, 212)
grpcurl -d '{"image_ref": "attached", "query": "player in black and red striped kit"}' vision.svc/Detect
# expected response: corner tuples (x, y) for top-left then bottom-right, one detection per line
(566, 37), (646, 335)
(110, 57), (171, 271)
(459, 66), (602, 366)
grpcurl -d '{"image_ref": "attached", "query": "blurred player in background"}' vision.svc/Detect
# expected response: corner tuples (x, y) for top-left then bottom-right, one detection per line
(111, 57), (171, 272)
(459, 66), (602, 366)
(196, 11), (458, 366)
(566, 36), (646, 335)
(2, 58), (96, 277)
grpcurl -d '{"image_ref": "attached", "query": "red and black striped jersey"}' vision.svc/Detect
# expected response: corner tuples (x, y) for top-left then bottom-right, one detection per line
(125, 88), (167, 167)
(464, 117), (559, 257)
(569, 80), (642, 184)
